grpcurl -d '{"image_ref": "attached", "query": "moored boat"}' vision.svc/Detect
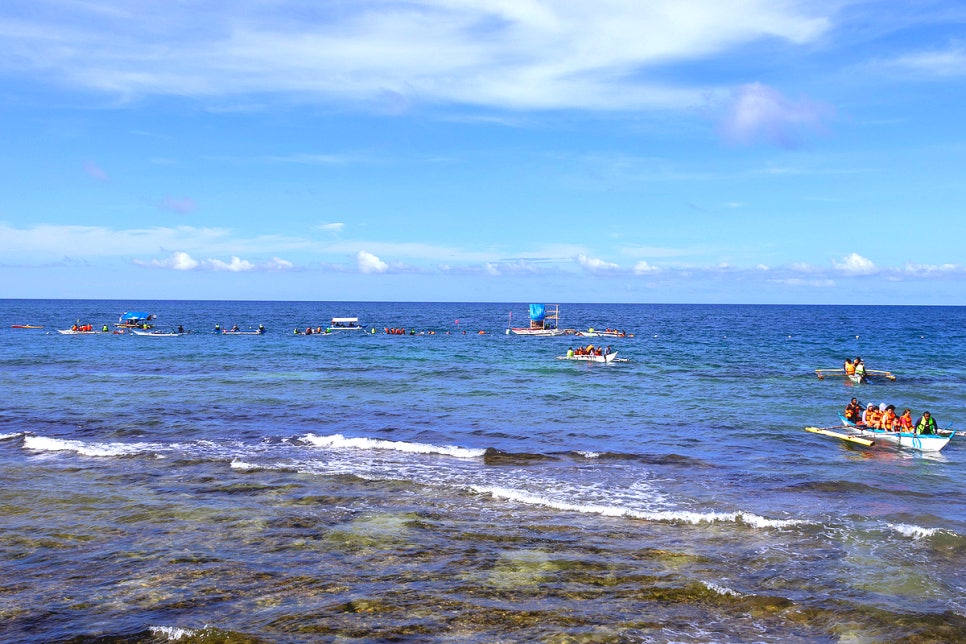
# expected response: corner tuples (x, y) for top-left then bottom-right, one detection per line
(11, 324), (44, 329)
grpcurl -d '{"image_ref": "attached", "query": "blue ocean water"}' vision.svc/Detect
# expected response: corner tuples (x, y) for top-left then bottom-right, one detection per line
(1, 300), (965, 642)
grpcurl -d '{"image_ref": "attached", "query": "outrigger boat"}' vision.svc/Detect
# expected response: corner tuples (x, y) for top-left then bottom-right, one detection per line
(574, 327), (633, 338)
(837, 415), (953, 452)
(222, 325), (266, 335)
(815, 368), (896, 382)
(556, 351), (621, 363)
(11, 324), (44, 329)
(57, 328), (99, 335)
(508, 304), (570, 336)
(326, 317), (366, 332)
(131, 329), (183, 337)
(115, 312), (156, 330)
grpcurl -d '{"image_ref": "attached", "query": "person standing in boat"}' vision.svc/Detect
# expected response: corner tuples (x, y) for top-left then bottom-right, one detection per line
(915, 411), (937, 435)
(853, 357), (866, 380)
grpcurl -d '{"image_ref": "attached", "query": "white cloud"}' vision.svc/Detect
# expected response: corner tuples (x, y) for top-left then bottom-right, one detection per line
(266, 256), (294, 271)
(883, 42), (966, 77)
(317, 222), (345, 233)
(207, 256), (254, 272)
(357, 250), (389, 274)
(134, 251), (293, 273)
(719, 82), (831, 147)
(633, 260), (660, 274)
(576, 254), (619, 272)
(833, 252), (877, 275)
(158, 251), (199, 270)
(0, 1), (830, 111)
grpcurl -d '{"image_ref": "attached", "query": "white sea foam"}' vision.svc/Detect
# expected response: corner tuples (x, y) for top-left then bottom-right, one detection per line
(0, 432), (23, 441)
(576, 450), (602, 459)
(149, 625), (199, 640)
(230, 459), (261, 471)
(302, 433), (486, 459)
(22, 435), (166, 458)
(701, 580), (741, 597)
(471, 486), (807, 529)
(888, 522), (940, 539)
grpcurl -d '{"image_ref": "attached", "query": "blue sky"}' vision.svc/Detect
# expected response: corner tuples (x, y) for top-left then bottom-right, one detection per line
(1, 1), (965, 304)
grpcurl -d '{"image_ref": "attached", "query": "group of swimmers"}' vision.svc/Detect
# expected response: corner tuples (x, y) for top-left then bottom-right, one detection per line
(844, 398), (939, 434)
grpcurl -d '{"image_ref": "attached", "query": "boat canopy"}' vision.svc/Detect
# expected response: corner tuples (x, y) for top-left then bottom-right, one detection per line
(528, 304), (546, 321)
(331, 317), (359, 324)
(118, 311), (154, 322)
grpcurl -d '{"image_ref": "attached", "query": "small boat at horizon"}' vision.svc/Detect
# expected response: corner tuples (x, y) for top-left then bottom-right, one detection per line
(508, 304), (571, 336)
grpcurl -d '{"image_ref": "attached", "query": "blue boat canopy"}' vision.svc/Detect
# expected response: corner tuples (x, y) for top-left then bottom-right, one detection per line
(119, 311), (154, 322)
(528, 304), (546, 321)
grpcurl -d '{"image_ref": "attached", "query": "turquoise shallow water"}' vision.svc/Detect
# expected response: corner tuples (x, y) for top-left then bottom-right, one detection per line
(1, 300), (965, 642)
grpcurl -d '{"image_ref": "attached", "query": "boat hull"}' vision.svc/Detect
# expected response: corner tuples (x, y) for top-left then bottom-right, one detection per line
(511, 328), (566, 336)
(557, 352), (618, 363)
(839, 416), (951, 452)
(131, 330), (183, 337)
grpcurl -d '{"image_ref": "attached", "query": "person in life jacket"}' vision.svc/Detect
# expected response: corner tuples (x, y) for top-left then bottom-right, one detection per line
(879, 404), (897, 431)
(915, 411), (938, 435)
(844, 397), (863, 423)
(865, 404), (883, 428)
(895, 408), (913, 431)
(844, 359), (855, 376)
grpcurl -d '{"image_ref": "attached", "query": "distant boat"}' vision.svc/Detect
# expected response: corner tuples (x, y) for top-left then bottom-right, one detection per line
(115, 311), (156, 329)
(326, 317), (366, 332)
(509, 304), (569, 336)
(815, 368), (896, 382)
(131, 329), (183, 337)
(556, 351), (620, 363)
(574, 327), (632, 338)
(11, 324), (44, 329)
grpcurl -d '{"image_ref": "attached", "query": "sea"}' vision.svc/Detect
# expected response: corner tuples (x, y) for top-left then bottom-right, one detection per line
(1, 300), (965, 643)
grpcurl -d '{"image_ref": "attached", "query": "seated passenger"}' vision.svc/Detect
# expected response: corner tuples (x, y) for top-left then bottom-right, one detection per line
(844, 398), (862, 423)
(879, 405), (896, 431)
(915, 411), (937, 435)
(895, 408), (913, 432)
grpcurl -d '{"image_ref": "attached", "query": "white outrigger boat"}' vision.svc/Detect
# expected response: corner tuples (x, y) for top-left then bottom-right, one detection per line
(131, 329), (183, 337)
(837, 415), (953, 452)
(326, 317), (366, 332)
(508, 304), (571, 336)
(556, 351), (621, 363)
(815, 368), (896, 382)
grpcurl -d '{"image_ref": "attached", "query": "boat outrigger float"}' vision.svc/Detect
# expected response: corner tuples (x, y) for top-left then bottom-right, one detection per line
(814, 368), (896, 382)
(805, 427), (875, 447)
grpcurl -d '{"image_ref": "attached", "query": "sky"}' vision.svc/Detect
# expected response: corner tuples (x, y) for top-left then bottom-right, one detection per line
(1, 0), (965, 304)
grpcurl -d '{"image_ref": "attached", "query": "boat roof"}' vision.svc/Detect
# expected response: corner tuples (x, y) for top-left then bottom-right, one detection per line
(331, 317), (359, 323)
(119, 311), (154, 321)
